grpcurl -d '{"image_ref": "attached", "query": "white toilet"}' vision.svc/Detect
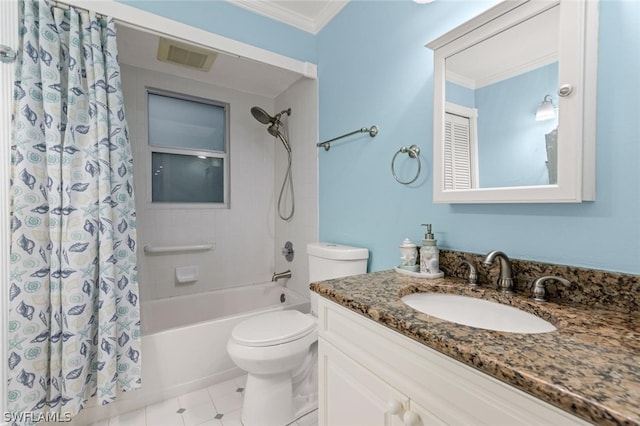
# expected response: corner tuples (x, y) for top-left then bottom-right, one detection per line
(227, 242), (369, 426)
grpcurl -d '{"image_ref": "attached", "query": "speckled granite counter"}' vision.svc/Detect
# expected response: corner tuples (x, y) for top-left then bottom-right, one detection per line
(310, 270), (640, 426)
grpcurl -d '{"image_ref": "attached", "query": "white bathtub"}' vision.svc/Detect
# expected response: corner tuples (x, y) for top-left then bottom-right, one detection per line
(71, 282), (310, 424)
(141, 281), (309, 335)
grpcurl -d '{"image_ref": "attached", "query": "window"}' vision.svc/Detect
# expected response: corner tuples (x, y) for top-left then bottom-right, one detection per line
(147, 89), (229, 205)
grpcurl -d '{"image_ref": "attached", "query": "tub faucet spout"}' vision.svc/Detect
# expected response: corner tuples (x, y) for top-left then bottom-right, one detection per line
(272, 270), (292, 283)
(483, 250), (514, 294)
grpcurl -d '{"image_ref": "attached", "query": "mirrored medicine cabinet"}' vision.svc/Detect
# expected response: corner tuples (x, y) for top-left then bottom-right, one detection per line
(427, 0), (598, 203)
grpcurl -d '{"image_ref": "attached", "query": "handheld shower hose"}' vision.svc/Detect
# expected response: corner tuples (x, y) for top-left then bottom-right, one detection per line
(250, 106), (294, 221)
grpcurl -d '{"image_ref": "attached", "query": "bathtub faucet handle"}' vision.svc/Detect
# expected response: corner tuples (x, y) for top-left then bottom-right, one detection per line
(272, 270), (292, 283)
(281, 241), (294, 262)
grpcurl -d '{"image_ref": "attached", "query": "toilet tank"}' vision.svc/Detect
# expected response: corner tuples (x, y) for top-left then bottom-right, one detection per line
(307, 242), (369, 282)
(307, 242), (368, 316)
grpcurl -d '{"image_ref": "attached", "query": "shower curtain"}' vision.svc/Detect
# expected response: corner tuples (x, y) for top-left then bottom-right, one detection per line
(8, 0), (141, 419)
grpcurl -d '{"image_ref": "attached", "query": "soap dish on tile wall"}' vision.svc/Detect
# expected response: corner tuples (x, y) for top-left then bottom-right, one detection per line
(394, 267), (444, 279)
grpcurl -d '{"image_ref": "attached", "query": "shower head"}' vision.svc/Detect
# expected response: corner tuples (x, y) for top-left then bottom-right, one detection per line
(251, 106), (273, 125)
(251, 107), (291, 126)
(267, 123), (280, 137)
(251, 106), (292, 153)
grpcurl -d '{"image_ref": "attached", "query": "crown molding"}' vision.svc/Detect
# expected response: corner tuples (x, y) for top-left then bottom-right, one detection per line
(474, 52), (558, 88)
(447, 52), (559, 90)
(228, 0), (348, 34)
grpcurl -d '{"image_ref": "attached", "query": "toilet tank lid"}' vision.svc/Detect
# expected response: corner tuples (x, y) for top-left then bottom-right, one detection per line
(307, 242), (369, 261)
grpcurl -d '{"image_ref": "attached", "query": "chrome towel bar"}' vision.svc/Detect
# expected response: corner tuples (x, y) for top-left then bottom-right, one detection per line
(317, 125), (378, 151)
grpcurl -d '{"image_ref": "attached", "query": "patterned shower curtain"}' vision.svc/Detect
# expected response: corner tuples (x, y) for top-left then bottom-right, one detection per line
(7, 0), (141, 420)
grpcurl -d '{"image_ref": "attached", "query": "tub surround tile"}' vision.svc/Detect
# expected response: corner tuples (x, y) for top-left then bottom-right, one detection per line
(126, 64), (283, 304)
(310, 269), (640, 426)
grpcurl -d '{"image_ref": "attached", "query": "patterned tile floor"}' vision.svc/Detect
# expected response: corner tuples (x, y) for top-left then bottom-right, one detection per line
(88, 374), (318, 426)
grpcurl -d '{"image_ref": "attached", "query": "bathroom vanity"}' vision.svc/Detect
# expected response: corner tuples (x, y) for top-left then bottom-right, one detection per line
(311, 270), (640, 425)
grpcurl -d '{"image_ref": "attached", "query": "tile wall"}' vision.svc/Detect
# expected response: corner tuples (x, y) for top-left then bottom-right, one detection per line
(121, 63), (284, 301)
(274, 77), (319, 298)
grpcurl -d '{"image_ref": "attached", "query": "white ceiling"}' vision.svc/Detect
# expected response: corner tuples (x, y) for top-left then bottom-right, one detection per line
(116, 1), (348, 98)
(228, 0), (349, 34)
(116, 24), (307, 99)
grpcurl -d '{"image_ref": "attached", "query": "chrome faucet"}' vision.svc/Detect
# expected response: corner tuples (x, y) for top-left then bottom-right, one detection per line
(272, 270), (292, 282)
(483, 250), (514, 294)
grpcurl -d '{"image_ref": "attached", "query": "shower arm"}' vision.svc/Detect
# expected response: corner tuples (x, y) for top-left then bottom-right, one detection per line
(317, 125), (378, 151)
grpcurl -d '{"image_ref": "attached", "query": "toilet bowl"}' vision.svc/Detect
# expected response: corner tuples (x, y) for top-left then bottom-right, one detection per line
(227, 242), (369, 426)
(226, 310), (318, 426)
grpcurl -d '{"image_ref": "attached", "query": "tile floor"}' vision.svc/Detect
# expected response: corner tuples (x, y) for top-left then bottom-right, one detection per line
(89, 374), (318, 426)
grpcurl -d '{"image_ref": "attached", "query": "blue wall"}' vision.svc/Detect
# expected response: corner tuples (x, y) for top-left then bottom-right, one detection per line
(475, 63), (558, 188)
(115, 0), (317, 63)
(445, 81), (474, 109)
(118, 0), (640, 275)
(317, 0), (640, 274)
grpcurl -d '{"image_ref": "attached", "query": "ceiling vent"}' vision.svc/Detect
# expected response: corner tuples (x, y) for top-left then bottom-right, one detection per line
(157, 37), (217, 72)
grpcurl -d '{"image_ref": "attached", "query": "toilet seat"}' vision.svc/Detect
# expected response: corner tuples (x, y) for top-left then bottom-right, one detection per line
(231, 310), (316, 347)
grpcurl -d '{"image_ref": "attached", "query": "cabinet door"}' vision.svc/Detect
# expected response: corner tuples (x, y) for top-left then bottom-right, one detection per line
(407, 400), (447, 426)
(319, 338), (409, 426)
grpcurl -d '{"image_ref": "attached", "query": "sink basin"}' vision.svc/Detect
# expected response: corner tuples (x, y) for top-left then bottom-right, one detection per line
(401, 293), (556, 333)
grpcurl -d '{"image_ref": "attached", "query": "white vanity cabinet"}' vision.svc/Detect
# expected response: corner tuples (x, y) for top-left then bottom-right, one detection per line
(317, 298), (590, 426)
(320, 340), (440, 426)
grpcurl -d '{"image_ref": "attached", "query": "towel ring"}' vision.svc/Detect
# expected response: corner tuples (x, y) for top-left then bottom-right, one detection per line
(391, 145), (421, 185)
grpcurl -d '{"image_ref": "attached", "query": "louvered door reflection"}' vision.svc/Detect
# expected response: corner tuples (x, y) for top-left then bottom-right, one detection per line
(444, 112), (472, 190)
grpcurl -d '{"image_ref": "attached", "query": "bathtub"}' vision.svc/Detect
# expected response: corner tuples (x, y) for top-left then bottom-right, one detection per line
(141, 281), (308, 335)
(71, 282), (310, 424)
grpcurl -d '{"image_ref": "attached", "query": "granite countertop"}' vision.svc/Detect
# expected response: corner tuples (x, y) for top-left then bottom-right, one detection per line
(310, 270), (640, 426)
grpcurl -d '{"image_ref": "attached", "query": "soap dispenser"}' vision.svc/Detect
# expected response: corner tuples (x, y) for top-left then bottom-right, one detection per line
(419, 224), (444, 278)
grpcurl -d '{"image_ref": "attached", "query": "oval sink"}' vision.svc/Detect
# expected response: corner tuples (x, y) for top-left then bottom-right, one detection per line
(401, 293), (556, 333)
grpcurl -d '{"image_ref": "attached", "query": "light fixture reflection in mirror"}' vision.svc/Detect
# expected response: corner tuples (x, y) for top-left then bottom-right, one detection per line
(535, 95), (556, 121)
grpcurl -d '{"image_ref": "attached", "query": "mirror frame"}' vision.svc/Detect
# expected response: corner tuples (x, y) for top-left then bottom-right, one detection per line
(427, 0), (598, 203)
